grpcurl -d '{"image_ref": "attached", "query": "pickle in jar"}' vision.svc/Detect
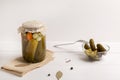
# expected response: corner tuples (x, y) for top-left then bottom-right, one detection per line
(19, 20), (46, 63)
(25, 39), (38, 62)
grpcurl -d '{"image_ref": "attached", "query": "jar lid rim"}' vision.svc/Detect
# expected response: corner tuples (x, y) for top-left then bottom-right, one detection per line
(22, 20), (45, 29)
(18, 20), (46, 33)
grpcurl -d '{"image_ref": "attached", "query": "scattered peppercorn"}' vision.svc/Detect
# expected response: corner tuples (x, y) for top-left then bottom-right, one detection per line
(70, 67), (73, 70)
(48, 73), (51, 76)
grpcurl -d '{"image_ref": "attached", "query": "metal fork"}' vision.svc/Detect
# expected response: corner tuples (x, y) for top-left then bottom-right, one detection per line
(54, 40), (87, 47)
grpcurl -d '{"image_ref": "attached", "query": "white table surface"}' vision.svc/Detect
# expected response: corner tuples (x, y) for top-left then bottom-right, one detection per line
(0, 42), (120, 80)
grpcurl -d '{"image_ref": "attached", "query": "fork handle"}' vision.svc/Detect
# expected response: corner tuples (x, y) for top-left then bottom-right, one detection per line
(54, 40), (87, 47)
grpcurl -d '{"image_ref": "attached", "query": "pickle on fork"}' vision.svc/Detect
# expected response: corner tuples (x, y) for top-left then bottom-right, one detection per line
(84, 43), (90, 49)
(97, 44), (106, 52)
(89, 39), (96, 51)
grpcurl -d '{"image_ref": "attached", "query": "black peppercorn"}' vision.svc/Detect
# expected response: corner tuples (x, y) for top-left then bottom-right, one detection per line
(48, 73), (51, 76)
(70, 67), (73, 70)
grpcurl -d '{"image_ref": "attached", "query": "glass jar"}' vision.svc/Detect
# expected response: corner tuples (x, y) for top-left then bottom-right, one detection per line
(18, 20), (46, 63)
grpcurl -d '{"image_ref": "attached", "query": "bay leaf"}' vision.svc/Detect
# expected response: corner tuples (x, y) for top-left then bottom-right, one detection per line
(56, 71), (63, 80)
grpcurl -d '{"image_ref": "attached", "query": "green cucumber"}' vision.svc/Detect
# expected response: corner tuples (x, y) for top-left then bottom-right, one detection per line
(25, 39), (38, 62)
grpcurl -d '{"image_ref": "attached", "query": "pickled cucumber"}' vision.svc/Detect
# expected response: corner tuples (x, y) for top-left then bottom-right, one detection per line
(21, 33), (28, 59)
(89, 39), (96, 51)
(97, 44), (106, 52)
(85, 49), (98, 59)
(34, 35), (46, 62)
(84, 43), (90, 49)
(84, 39), (106, 60)
(21, 32), (46, 63)
(25, 39), (38, 62)
(20, 21), (46, 63)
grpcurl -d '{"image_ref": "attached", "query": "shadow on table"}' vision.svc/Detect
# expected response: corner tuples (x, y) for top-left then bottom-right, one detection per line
(53, 47), (98, 62)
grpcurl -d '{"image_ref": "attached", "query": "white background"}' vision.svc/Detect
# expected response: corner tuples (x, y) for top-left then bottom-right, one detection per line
(0, 1), (120, 50)
(0, 0), (120, 44)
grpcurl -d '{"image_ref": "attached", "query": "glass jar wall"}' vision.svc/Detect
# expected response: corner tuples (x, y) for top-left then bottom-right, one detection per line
(19, 20), (46, 63)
